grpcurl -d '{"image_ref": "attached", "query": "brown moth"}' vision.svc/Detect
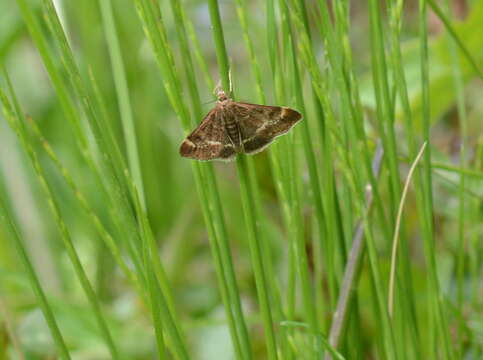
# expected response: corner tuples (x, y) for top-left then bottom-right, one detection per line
(179, 90), (302, 161)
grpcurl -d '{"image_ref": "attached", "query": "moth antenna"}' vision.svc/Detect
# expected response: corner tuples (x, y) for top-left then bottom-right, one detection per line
(228, 67), (233, 96)
(213, 79), (222, 95)
(202, 98), (217, 106)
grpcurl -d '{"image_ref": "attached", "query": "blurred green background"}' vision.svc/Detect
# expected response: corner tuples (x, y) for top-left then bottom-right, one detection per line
(0, 0), (482, 359)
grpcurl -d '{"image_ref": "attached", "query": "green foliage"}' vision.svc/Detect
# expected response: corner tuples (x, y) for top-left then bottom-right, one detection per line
(0, 0), (482, 359)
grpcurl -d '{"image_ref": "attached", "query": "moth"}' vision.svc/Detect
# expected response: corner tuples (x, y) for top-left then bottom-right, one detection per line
(179, 90), (302, 161)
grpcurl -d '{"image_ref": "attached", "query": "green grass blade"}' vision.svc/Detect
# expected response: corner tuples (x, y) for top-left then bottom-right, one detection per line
(14, 0), (86, 150)
(206, 1), (279, 358)
(280, 1), (326, 354)
(129, 179), (168, 360)
(184, 13), (215, 92)
(235, 155), (279, 360)
(444, 0), (469, 355)
(326, 144), (384, 359)
(288, 0), (339, 315)
(419, 1), (453, 358)
(169, 1), (252, 357)
(427, 0), (483, 79)
(98, 0), (146, 209)
(132, 0), (261, 358)
(308, 1), (398, 357)
(234, 0), (297, 357)
(263, 1), (302, 357)
(1, 74), (120, 360)
(26, 115), (138, 288)
(39, 10), (189, 351)
(23, 0), (146, 273)
(125, 164), (188, 360)
(0, 184), (71, 360)
(367, 0), (422, 356)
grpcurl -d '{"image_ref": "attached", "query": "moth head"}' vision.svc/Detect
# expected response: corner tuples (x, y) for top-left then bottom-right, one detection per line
(216, 89), (228, 102)
(214, 80), (230, 102)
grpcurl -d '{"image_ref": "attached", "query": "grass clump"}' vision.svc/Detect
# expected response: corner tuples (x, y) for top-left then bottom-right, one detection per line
(0, 0), (481, 359)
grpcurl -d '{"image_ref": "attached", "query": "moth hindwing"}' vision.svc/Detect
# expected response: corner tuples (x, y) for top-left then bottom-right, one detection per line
(179, 90), (302, 161)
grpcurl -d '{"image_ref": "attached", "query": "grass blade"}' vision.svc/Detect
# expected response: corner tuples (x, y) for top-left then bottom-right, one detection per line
(206, 1), (279, 358)
(1, 73), (120, 359)
(419, 1), (453, 358)
(98, 0), (146, 208)
(169, 1), (252, 357)
(0, 180), (71, 360)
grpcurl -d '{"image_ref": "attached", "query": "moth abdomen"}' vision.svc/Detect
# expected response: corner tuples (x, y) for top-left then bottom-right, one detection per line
(225, 119), (242, 149)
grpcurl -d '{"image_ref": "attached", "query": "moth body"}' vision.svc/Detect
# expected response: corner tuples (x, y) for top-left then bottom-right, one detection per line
(219, 98), (244, 152)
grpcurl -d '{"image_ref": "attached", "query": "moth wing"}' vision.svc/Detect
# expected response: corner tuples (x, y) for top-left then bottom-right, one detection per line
(233, 102), (302, 154)
(179, 108), (236, 161)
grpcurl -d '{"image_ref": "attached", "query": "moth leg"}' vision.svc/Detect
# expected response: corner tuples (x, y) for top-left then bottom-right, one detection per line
(237, 123), (245, 153)
(228, 103), (244, 151)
